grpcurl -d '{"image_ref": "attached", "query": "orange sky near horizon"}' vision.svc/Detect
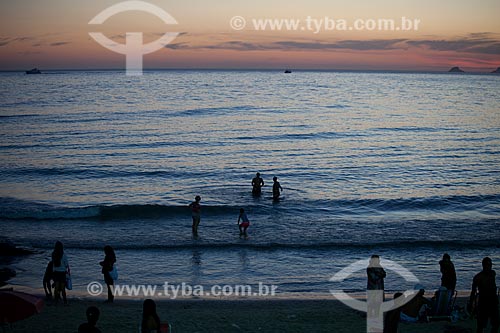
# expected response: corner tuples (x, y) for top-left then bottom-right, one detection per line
(1, 0), (499, 71)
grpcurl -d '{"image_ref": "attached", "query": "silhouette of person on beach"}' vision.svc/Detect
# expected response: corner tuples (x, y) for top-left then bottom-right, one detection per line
(400, 287), (431, 322)
(469, 257), (499, 333)
(52, 241), (69, 305)
(439, 253), (457, 291)
(272, 176), (283, 201)
(189, 195), (201, 236)
(237, 208), (250, 237)
(367, 255), (386, 291)
(383, 292), (403, 333)
(367, 254), (386, 328)
(78, 306), (102, 333)
(99, 245), (116, 303)
(141, 299), (161, 333)
(252, 172), (264, 196)
(43, 260), (53, 300)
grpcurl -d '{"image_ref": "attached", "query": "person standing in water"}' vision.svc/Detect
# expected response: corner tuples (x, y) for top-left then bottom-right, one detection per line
(189, 196), (201, 236)
(237, 208), (250, 237)
(439, 253), (456, 291)
(252, 172), (264, 196)
(99, 245), (116, 303)
(272, 176), (283, 201)
(52, 241), (69, 305)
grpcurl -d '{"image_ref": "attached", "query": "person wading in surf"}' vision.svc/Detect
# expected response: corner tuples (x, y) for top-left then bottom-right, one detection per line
(252, 172), (264, 196)
(189, 195), (202, 236)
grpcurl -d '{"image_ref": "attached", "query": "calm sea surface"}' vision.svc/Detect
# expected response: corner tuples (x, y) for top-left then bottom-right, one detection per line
(0, 70), (499, 296)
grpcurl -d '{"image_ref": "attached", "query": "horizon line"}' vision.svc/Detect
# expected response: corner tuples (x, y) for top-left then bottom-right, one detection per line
(2, 67), (500, 74)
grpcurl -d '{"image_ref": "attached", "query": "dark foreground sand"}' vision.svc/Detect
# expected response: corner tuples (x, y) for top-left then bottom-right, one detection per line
(6, 297), (479, 333)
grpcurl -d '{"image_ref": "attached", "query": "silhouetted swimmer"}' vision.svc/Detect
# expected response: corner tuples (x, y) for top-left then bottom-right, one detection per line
(43, 260), (53, 300)
(439, 253), (456, 291)
(189, 195), (201, 236)
(78, 306), (102, 333)
(141, 299), (161, 333)
(99, 245), (116, 303)
(237, 208), (250, 237)
(272, 176), (283, 201)
(469, 257), (499, 333)
(252, 172), (264, 196)
(52, 241), (69, 305)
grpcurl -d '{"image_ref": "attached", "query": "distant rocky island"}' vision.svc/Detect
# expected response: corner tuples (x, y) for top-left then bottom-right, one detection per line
(492, 67), (500, 73)
(448, 66), (464, 73)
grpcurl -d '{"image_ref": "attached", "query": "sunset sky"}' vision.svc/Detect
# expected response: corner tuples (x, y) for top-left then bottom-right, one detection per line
(1, 0), (499, 71)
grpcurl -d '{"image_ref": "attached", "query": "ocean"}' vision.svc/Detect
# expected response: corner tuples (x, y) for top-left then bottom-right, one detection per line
(0, 70), (499, 297)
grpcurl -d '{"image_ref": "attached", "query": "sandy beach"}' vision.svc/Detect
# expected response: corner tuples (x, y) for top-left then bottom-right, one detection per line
(6, 296), (478, 333)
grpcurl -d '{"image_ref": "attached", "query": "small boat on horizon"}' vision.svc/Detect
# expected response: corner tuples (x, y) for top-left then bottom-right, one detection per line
(25, 68), (42, 74)
(284, 69), (292, 73)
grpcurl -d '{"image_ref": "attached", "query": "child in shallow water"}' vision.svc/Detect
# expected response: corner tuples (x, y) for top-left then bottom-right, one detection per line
(237, 208), (250, 237)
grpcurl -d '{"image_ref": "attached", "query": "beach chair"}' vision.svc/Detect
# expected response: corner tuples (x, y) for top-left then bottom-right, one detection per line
(426, 287), (457, 322)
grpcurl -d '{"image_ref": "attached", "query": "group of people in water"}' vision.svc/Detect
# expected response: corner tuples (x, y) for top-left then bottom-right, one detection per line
(252, 172), (283, 200)
(189, 173), (283, 237)
(367, 254), (499, 333)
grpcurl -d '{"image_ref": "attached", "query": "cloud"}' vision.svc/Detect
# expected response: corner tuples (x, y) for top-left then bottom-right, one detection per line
(204, 41), (273, 51)
(0, 35), (71, 47)
(165, 39), (407, 51)
(406, 33), (500, 55)
(467, 44), (500, 55)
(0, 36), (36, 47)
(112, 32), (188, 40)
(165, 42), (191, 50)
(50, 41), (71, 46)
(110, 34), (126, 40)
(154, 31), (187, 37)
(274, 39), (407, 50)
(163, 33), (500, 57)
